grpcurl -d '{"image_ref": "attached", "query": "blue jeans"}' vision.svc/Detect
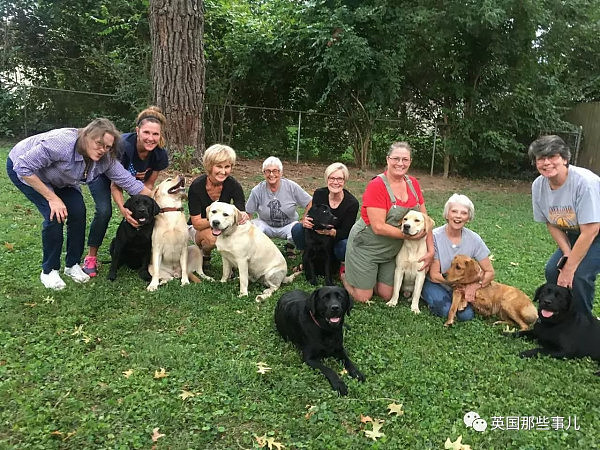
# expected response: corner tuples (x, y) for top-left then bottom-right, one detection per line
(7, 158), (86, 273)
(421, 278), (475, 321)
(291, 222), (348, 261)
(87, 174), (112, 248)
(545, 232), (600, 315)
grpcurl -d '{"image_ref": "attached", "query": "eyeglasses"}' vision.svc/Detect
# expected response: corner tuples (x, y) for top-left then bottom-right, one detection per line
(535, 154), (562, 164)
(387, 156), (411, 164)
(263, 169), (281, 175)
(94, 139), (113, 152)
(327, 176), (345, 183)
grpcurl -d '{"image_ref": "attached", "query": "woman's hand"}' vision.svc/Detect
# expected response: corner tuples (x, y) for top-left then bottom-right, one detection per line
(463, 282), (480, 302)
(557, 265), (575, 289)
(418, 250), (434, 272)
(49, 197), (68, 223)
(239, 211), (250, 224)
(302, 216), (314, 229)
(121, 206), (140, 228)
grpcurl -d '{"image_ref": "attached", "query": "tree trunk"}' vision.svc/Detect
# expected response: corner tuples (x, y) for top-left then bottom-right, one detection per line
(149, 0), (205, 167)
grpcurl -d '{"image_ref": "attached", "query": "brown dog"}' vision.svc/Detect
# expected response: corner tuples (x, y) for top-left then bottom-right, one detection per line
(444, 254), (537, 330)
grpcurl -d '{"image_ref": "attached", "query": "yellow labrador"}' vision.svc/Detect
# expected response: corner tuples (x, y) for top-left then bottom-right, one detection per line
(207, 201), (301, 301)
(386, 210), (434, 312)
(147, 176), (212, 291)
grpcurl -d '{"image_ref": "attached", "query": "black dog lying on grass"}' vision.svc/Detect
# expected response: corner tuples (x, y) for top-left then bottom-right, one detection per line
(303, 204), (338, 285)
(511, 283), (600, 375)
(108, 195), (160, 281)
(274, 286), (365, 395)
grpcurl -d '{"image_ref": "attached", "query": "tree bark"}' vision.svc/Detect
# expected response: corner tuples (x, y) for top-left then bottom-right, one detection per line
(149, 0), (205, 165)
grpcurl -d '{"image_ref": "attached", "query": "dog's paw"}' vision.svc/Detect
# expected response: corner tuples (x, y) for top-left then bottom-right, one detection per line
(443, 320), (454, 327)
(411, 306), (421, 314)
(332, 380), (348, 396)
(519, 349), (539, 358)
(138, 270), (152, 282)
(181, 279), (190, 286)
(147, 283), (159, 292)
(107, 273), (117, 282)
(238, 292), (249, 298)
(385, 299), (398, 307)
(349, 369), (366, 382)
(255, 293), (270, 302)
(201, 274), (215, 282)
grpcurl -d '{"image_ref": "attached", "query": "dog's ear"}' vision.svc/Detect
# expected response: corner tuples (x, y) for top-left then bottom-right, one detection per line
(152, 185), (159, 199)
(463, 258), (478, 282)
(425, 214), (435, 234)
(234, 206), (242, 224)
(123, 196), (133, 210)
(152, 198), (161, 216)
(206, 205), (211, 218)
(343, 288), (353, 317)
(307, 288), (319, 315)
(533, 284), (545, 303)
(565, 287), (576, 312)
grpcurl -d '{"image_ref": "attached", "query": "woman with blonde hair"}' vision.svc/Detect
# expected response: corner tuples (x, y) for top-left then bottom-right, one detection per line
(188, 144), (249, 270)
(7, 118), (152, 289)
(83, 106), (169, 277)
(291, 162), (359, 271)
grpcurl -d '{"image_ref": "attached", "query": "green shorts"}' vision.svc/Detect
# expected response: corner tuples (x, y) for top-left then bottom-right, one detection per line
(344, 221), (403, 290)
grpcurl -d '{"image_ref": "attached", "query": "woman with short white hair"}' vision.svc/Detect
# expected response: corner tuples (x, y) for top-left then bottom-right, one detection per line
(421, 193), (495, 321)
(245, 156), (311, 246)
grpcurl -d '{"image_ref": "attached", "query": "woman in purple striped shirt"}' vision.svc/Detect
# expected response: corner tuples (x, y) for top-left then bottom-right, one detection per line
(7, 118), (152, 290)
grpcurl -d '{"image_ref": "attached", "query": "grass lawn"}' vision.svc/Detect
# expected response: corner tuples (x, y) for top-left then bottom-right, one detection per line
(1, 147), (599, 449)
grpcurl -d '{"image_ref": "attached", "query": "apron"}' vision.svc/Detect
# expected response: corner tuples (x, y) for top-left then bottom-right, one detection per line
(348, 173), (420, 263)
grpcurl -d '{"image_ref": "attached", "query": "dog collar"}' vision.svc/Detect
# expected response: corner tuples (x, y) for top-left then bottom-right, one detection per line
(309, 310), (323, 329)
(159, 207), (184, 213)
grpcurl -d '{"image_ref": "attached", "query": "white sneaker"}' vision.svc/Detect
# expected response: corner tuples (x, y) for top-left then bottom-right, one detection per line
(64, 264), (90, 283)
(40, 270), (66, 290)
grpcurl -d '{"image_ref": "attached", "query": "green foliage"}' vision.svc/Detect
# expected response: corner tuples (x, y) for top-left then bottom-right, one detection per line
(1, 147), (599, 448)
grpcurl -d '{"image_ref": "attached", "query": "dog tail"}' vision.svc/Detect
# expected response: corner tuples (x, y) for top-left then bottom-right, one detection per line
(188, 272), (202, 283)
(282, 271), (303, 285)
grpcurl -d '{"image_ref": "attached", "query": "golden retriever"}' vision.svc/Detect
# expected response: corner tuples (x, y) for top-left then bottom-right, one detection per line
(444, 254), (537, 330)
(207, 201), (301, 301)
(386, 210), (434, 313)
(147, 176), (212, 291)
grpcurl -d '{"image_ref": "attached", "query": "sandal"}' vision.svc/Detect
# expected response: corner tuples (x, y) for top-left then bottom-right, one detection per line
(284, 242), (296, 258)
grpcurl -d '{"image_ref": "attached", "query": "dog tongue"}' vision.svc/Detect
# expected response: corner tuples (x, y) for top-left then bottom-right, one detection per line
(211, 228), (222, 236)
(329, 317), (340, 324)
(541, 309), (554, 318)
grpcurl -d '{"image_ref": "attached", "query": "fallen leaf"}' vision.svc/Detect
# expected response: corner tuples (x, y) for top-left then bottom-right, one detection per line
(339, 368), (348, 376)
(122, 369), (134, 378)
(445, 435), (471, 450)
(305, 405), (317, 419)
(43, 296), (55, 304)
(4, 242), (14, 251)
(154, 368), (169, 379)
(179, 390), (196, 400)
(151, 427), (165, 442)
(363, 419), (385, 441)
(81, 334), (91, 344)
(23, 302), (37, 307)
(509, 261), (519, 266)
(387, 402), (404, 416)
(489, 254), (495, 261)
(255, 434), (285, 449)
(256, 362), (272, 374)
(71, 325), (84, 336)
(495, 224), (502, 229)
(360, 414), (373, 423)
(120, 349), (129, 358)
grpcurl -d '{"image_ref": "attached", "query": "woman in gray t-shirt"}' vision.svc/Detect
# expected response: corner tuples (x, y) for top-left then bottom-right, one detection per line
(421, 194), (495, 321)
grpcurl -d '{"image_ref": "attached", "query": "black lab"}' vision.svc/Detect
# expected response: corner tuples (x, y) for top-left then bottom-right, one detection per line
(108, 195), (160, 281)
(513, 283), (600, 375)
(303, 204), (338, 285)
(274, 286), (365, 395)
